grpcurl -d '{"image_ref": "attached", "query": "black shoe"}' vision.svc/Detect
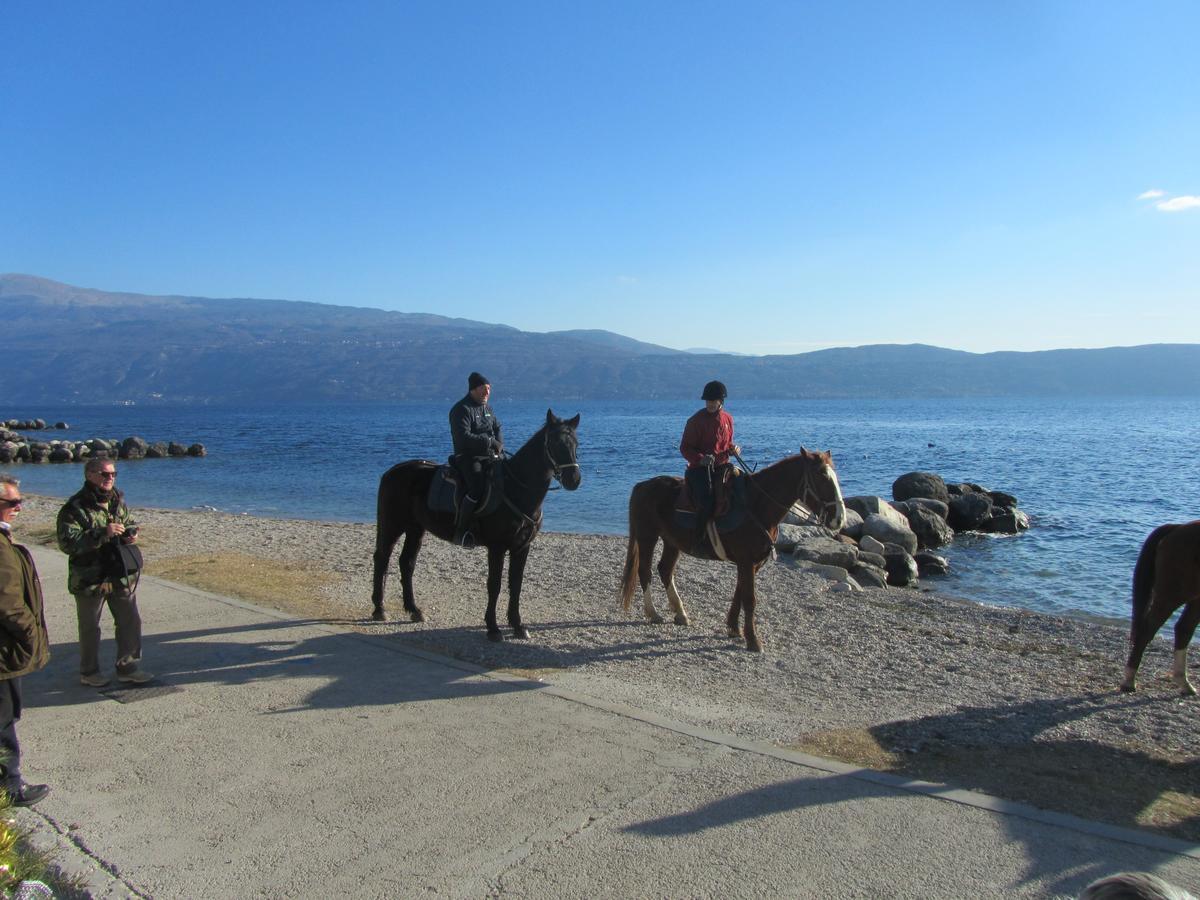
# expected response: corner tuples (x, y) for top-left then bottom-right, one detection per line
(9, 783), (50, 807)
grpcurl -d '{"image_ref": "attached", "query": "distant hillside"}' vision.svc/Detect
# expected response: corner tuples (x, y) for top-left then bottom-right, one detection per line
(3, 274), (1199, 404)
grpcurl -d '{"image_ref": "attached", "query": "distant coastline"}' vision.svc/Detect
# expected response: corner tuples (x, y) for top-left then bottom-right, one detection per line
(5, 274), (1200, 404)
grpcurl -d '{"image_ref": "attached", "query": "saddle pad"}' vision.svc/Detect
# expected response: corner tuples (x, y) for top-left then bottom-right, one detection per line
(427, 466), (459, 514)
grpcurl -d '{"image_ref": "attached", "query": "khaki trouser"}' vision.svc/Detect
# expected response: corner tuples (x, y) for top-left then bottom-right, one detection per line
(73, 585), (143, 675)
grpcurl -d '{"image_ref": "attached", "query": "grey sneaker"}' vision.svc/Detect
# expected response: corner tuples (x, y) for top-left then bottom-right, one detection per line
(117, 669), (154, 684)
(79, 672), (110, 688)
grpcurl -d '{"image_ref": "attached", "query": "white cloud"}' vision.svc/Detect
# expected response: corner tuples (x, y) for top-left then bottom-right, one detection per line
(1138, 189), (1166, 200)
(1156, 195), (1200, 212)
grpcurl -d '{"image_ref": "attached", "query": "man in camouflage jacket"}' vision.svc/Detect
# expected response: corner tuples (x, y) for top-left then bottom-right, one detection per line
(56, 458), (152, 686)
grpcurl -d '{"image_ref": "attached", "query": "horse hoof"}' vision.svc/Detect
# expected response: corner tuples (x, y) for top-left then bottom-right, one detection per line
(1180, 684), (1197, 698)
(1119, 682), (1136, 693)
(512, 626), (530, 640)
(648, 614), (665, 625)
(487, 630), (504, 643)
(371, 608), (386, 622)
(727, 627), (742, 640)
(674, 614), (690, 626)
(409, 608), (426, 623)
(745, 640), (763, 653)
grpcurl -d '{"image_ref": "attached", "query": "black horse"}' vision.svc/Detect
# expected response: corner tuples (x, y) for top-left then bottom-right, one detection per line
(371, 409), (581, 641)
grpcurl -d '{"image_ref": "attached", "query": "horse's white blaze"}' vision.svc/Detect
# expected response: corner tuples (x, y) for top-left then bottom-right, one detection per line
(1172, 648), (1195, 694)
(641, 585), (661, 622)
(825, 464), (847, 532)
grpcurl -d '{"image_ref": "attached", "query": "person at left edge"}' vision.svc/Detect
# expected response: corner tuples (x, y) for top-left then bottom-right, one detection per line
(448, 372), (503, 547)
(0, 474), (51, 807)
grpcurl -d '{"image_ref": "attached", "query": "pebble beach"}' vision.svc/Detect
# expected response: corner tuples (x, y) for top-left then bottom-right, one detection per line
(16, 494), (1200, 838)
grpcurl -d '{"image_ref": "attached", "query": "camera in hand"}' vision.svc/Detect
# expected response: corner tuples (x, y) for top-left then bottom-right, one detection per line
(125, 526), (139, 538)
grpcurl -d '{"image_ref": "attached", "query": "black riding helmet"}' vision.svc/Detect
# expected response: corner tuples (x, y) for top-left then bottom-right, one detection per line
(701, 380), (727, 401)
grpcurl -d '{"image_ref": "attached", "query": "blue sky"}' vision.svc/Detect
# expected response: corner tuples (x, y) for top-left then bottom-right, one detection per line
(3, 1), (1197, 355)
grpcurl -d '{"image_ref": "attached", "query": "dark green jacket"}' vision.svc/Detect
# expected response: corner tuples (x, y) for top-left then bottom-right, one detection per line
(56, 487), (139, 593)
(0, 529), (51, 679)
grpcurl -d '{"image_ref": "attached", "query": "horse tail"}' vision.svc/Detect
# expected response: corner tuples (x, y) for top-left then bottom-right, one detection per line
(619, 490), (642, 612)
(1131, 524), (1177, 639)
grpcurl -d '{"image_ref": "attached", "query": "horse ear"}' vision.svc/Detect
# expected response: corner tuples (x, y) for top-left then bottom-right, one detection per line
(545, 408), (557, 426)
(567, 413), (580, 428)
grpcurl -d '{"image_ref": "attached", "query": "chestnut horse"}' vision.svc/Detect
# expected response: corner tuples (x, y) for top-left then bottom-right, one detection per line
(1121, 520), (1200, 696)
(619, 448), (846, 652)
(371, 409), (581, 641)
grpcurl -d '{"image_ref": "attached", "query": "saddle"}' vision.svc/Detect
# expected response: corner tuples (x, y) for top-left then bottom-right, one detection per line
(674, 467), (747, 533)
(427, 459), (504, 517)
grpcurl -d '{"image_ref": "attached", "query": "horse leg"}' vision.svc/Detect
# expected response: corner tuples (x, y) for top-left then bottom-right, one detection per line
(656, 543), (689, 626)
(507, 544), (531, 639)
(725, 585), (743, 641)
(485, 544), (506, 642)
(1170, 601), (1200, 696)
(639, 534), (665, 625)
(738, 562), (764, 653)
(371, 518), (403, 622)
(397, 527), (427, 623)
(1122, 591), (1178, 692)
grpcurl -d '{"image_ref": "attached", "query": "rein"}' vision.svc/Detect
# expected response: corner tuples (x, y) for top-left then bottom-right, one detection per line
(736, 451), (840, 526)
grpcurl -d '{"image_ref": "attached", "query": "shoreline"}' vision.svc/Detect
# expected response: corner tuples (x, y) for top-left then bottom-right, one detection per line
(14, 493), (1200, 841)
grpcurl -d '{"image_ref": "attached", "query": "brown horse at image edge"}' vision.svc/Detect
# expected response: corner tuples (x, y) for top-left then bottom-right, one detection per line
(619, 448), (846, 652)
(1121, 520), (1200, 696)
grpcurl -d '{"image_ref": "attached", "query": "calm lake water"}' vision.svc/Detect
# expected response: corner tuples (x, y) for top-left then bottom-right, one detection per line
(5, 397), (1199, 621)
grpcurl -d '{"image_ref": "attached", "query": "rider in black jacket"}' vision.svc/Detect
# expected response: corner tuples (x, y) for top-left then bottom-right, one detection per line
(448, 372), (503, 547)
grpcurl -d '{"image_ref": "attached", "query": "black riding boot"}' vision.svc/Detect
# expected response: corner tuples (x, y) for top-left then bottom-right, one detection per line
(453, 495), (477, 548)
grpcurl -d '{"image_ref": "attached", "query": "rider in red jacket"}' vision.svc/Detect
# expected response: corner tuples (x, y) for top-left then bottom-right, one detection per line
(680, 381), (740, 548)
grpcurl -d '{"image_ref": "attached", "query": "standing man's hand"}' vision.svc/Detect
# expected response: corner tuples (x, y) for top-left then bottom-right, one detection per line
(105, 523), (126, 539)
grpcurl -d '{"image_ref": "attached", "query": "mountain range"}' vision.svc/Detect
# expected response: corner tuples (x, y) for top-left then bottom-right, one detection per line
(3, 273), (1198, 404)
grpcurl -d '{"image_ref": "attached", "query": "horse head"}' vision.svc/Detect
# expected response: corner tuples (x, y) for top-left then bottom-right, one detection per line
(545, 409), (582, 491)
(799, 447), (846, 532)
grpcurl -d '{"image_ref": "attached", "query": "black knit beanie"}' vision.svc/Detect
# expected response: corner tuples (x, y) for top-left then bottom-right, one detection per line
(468, 372), (490, 390)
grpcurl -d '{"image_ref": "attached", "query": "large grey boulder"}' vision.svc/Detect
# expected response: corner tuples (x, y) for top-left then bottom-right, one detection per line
(915, 551), (950, 575)
(850, 563), (889, 589)
(120, 436), (149, 460)
(48, 445), (73, 462)
(882, 544), (920, 587)
(791, 560), (856, 586)
(839, 507), (864, 539)
(858, 534), (886, 555)
(948, 492), (994, 531)
(168, 442), (189, 457)
(983, 508), (1031, 534)
(187, 443), (207, 457)
(145, 442), (170, 459)
(792, 536), (859, 570)
(892, 471), (949, 504)
(0, 442), (16, 463)
(861, 513), (918, 556)
(901, 504), (955, 549)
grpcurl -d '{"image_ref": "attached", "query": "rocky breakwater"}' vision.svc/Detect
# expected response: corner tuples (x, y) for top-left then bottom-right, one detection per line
(0, 420), (206, 464)
(774, 470), (1029, 592)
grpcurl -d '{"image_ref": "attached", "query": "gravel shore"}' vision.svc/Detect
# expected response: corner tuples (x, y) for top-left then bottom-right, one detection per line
(17, 495), (1200, 839)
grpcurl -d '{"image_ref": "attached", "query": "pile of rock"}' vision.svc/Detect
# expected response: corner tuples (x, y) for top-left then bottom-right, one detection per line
(776, 470), (1029, 592)
(3, 418), (69, 430)
(0, 432), (206, 464)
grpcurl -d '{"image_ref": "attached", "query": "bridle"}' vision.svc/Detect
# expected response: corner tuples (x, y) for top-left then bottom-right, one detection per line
(797, 462), (842, 525)
(544, 427), (580, 486)
(737, 450), (841, 527)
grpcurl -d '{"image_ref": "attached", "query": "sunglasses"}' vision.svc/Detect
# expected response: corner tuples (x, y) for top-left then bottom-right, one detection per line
(94, 471), (117, 479)
(0, 497), (22, 508)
